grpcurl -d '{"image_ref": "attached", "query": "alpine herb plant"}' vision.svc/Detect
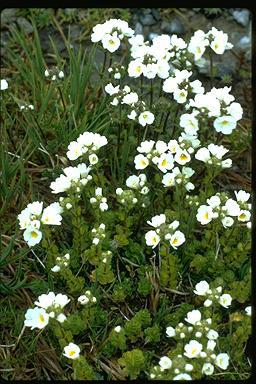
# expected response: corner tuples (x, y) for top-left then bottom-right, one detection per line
(7, 17), (251, 380)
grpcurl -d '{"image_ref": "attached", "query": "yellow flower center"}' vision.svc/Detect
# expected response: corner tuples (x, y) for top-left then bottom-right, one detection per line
(239, 213), (246, 219)
(191, 348), (197, 355)
(196, 47), (201, 53)
(204, 213), (209, 219)
(143, 114), (148, 119)
(69, 351), (75, 356)
(109, 40), (115, 45)
(161, 159), (167, 166)
(180, 92), (185, 97)
(140, 160), (147, 166)
(172, 238), (178, 245)
(214, 44), (219, 49)
(222, 120), (229, 126)
(152, 237), (157, 244)
(31, 231), (38, 238)
(39, 314), (45, 323)
(180, 154), (187, 161)
(136, 66), (141, 73)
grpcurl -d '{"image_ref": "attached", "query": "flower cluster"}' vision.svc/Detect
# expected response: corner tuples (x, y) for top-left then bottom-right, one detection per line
(20, 103), (34, 111)
(116, 187), (138, 207)
(91, 18), (134, 52)
(67, 131), (108, 161)
(50, 164), (92, 195)
(18, 201), (63, 246)
(51, 253), (70, 273)
(24, 292), (70, 329)
(125, 174), (149, 194)
(45, 68), (64, 80)
(194, 280), (232, 308)
(188, 27), (233, 61)
(195, 143), (232, 169)
(163, 69), (204, 104)
(128, 33), (188, 80)
(78, 290), (97, 305)
(108, 64), (125, 80)
(196, 190), (251, 227)
(186, 86), (243, 134)
(91, 223), (106, 245)
(162, 166), (195, 191)
(145, 214), (185, 250)
(90, 187), (108, 211)
(105, 83), (155, 127)
(150, 306), (230, 379)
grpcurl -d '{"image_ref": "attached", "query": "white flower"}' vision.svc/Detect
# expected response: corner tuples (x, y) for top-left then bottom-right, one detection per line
(58, 71), (64, 78)
(114, 325), (121, 333)
(185, 310), (201, 325)
(226, 102), (243, 121)
(34, 292), (56, 309)
(159, 356), (172, 370)
(51, 265), (61, 272)
(207, 340), (216, 351)
(137, 140), (155, 154)
(215, 353), (229, 370)
(78, 295), (90, 305)
(173, 88), (188, 104)
(224, 199), (241, 216)
(157, 152), (174, 173)
(53, 294), (70, 309)
(1, 79), (8, 90)
(122, 92), (138, 105)
(89, 154), (98, 165)
(145, 230), (160, 248)
(168, 139), (179, 154)
(213, 116), (237, 134)
(126, 175), (140, 189)
(170, 231), (185, 249)
(162, 172), (176, 187)
(173, 373), (192, 380)
(195, 147), (211, 163)
(174, 149), (191, 165)
(128, 59), (145, 78)
(234, 190), (250, 203)
(207, 330), (219, 340)
(184, 340), (203, 358)
(128, 110), (137, 120)
(221, 216), (234, 228)
(57, 313), (67, 323)
(206, 196), (221, 208)
(23, 226), (42, 247)
(185, 364), (194, 372)
(41, 205), (62, 225)
(27, 201), (43, 216)
(166, 326), (176, 337)
(102, 33), (120, 53)
(100, 202), (108, 211)
(194, 281), (209, 296)
(245, 306), (251, 316)
(218, 294), (232, 308)
(180, 113), (199, 135)
(66, 141), (84, 160)
(116, 188), (123, 195)
(204, 299), (213, 307)
(134, 154), (149, 169)
(202, 363), (214, 376)
(105, 83), (120, 96)
(147, 214), (166, 228)
(196, 205), (213, 225)
(163, 76), (179, 93)
(138, 111), (155, 127)
(63, 343), (80, 359)
(238, 210), (251, 222)
(24, 307), (49, 329)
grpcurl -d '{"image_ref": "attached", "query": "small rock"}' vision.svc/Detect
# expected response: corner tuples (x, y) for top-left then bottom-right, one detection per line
(231, 9), (250, 27)
(17, 17), (33, 34)
(1, 8), (17, 24)
(151, 9), (161, 21)
(139, 14), (156, 26)
(0, 31), (10, 46)
(134, 22), (143, 35)
(161, 18), (185, 35)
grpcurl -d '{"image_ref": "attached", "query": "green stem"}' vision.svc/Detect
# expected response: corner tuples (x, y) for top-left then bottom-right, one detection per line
(101, 51), (107, 79)
(162, 110), (171, 135)
(58, 86), (66, 112)
(140, 75), (144, 97)
(209, 50), (214, 88)
(150, 79), (153, 108)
